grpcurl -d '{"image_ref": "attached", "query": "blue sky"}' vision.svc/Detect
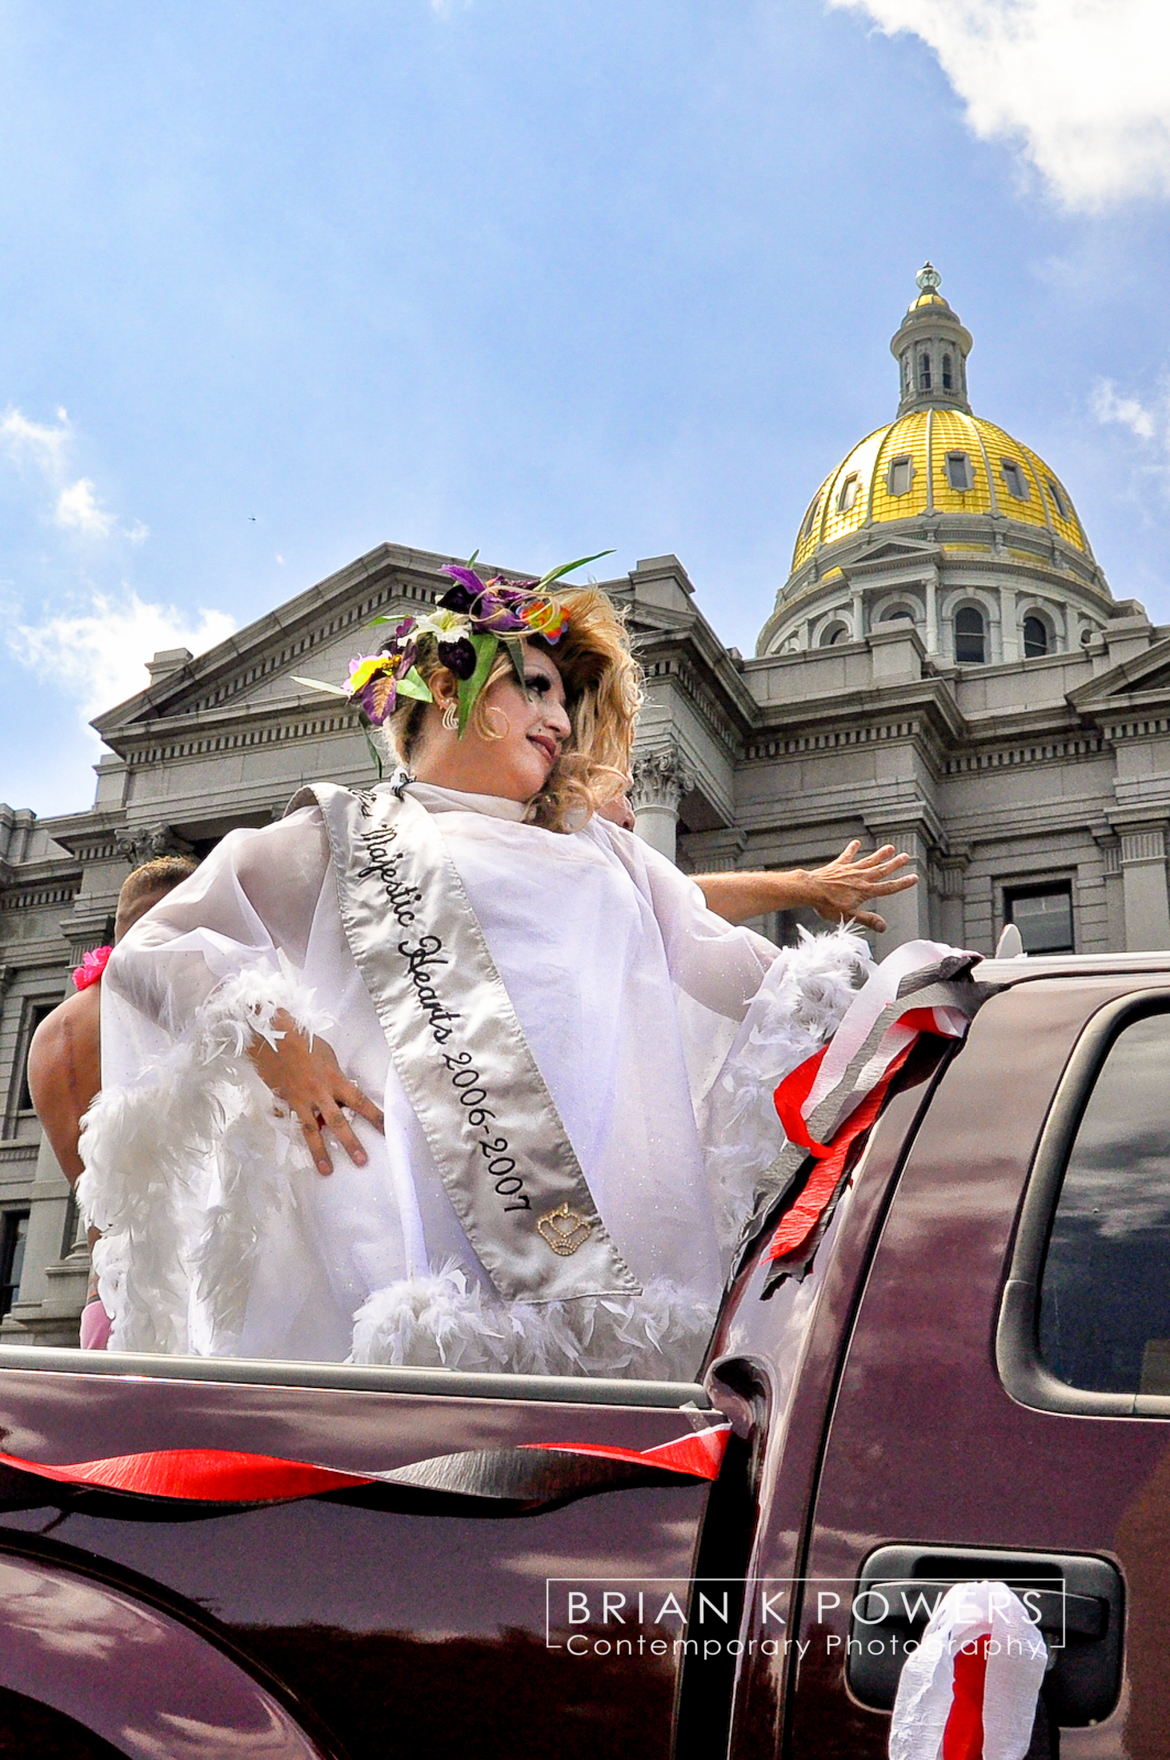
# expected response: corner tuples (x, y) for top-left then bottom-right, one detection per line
(3, 0), (1170, 816)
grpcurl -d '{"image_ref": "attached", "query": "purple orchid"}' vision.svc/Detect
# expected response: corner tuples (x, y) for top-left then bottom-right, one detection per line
(346, 627), (419, 724)
(439, 564), (531, 634)
(437, 634), (478, 679)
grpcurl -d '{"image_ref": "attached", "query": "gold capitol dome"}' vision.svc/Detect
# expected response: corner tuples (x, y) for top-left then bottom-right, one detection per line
(759, 264), (1112, 663)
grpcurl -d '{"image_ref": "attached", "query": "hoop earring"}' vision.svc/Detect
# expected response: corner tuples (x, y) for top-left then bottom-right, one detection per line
(441, 700), (459, 733)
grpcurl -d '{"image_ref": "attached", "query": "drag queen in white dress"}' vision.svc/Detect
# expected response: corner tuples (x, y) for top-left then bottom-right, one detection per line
(79, 559), (870, 1379)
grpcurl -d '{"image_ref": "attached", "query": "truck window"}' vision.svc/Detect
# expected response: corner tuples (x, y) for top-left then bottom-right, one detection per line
(1039, 1010), (1170, 1395)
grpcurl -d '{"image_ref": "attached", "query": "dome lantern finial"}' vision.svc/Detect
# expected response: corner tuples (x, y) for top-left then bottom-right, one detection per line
(890, 262), (973, 415)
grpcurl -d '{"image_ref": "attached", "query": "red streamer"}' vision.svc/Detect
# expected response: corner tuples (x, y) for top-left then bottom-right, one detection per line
(943, 1635), (990, 1760)
(766, 1040), (916, 1263)
(772, 1046), (830, 1153)
(0, 1424), (730, 1506)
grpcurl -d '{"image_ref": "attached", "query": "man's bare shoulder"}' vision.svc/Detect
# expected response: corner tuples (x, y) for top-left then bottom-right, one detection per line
(27, 986), (102, 1117)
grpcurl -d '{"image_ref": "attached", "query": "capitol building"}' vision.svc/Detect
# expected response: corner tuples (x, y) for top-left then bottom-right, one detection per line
(4, 264), (1170, 1343)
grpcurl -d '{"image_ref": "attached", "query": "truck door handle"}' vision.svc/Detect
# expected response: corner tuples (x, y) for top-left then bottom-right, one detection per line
(847, 1544), (1124, 1728)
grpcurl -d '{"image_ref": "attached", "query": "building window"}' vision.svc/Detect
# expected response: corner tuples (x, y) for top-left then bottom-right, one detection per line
(7, 1000), (56, 1133)
(1046, 477), (1069, 519)
(799, 495), (821, 543)
(0, 1210), (29, 1319)
(819, 622), (849, 647)
(1001, 458), (1030, 501)
(887, 455), (914, 497)
(1005, 882), (1074, 955)
(1023, 614), (1050, 657)
(918, 352), (932, 392)
(954, 605), (986, 664)
(942, 353), (954, 391)
(837, 472), (860, 513)
(880, 604), (915, 624)
(945, 450), (973, 491)
(900, 352), (912, 395)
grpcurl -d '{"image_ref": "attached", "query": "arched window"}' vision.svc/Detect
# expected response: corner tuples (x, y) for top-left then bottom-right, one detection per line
(900, 352), (912, 394)
(819, 621), (849, 647)
(955, 606), (986, 664)
(1046, 477), (1069, 520)
(1023, 615), (1050, 658)
(880, 604), (916, 624)
(918, 352), (932, 392)
(942, 353), (954, 392)
(887, 455), (914, 497)
(837, 472), (860, 513)
(1000, 459), (1030, 501)
(945, 450), (973, 491)
(799, 495), (821, 543)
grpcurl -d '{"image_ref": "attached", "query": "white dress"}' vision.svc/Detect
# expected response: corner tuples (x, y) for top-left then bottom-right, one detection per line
(80, 783), (869, 1380)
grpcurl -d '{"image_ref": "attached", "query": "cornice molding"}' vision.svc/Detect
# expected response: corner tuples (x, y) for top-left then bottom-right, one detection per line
(117, 705), (359, 768)
(635, 621), (758, 729)
(943, 732), (1108, 775)
(751, 673), (967, 748)
(0, 877), (81, 914)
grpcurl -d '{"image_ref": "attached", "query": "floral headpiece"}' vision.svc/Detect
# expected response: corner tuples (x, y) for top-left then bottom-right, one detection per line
(296, 550), (611, 742)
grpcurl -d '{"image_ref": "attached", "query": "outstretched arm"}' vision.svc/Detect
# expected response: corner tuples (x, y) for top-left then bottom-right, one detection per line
(696, 842), (917, 934)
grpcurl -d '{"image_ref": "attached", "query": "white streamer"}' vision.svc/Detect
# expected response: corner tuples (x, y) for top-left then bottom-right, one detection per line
(889, 1579), (1048, 1760)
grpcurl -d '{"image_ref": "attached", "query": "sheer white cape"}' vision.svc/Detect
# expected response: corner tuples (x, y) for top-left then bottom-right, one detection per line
(79, 783), (870, 1380)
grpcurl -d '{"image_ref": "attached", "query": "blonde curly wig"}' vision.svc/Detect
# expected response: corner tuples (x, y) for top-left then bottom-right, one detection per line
(383, 586), (642, 832)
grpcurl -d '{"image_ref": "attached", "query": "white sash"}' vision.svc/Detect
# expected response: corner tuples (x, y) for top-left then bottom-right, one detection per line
(288, 783), (641, 1305)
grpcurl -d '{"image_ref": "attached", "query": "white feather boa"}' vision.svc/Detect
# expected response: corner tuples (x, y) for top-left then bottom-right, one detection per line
(701, 924), (872, 1251)
(78, 961), (333, 1356)
(350, 1263), (718, 1382)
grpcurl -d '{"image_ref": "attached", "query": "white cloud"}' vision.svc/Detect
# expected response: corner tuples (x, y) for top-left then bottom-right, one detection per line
(827, 0), (1170, 210)
(0, 404), (143, 545)
(9, 591), (236, 727)
(0, 406), (73, 477)
(1091, 379), (1161, 443)
(54, 477), (114, 539)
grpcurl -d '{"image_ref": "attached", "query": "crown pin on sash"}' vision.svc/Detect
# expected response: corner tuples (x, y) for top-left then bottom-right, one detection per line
(537, 1203), (594, 1257)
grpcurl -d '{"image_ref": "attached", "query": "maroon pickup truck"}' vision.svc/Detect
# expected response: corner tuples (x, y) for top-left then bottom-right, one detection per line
(0, 952), (1165, 1759)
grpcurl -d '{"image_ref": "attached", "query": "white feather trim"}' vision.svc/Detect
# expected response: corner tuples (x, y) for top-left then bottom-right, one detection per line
(350, 1261), (717, 1382)
(78, 959), (329, 1355)
(701, 925), (872, 1252)
(198, 958), (335, 1057)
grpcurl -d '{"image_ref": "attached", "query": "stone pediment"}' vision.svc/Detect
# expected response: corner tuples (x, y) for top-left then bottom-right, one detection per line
(91, 543), (447, 741)
(1069, 633), (1170, 715)
(839, 534), (942, 574)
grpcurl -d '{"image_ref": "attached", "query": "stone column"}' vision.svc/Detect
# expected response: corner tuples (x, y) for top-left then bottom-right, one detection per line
(1120, 828), (1170, 951)
(924, 572), (939, 657)
(862, 819), (933, 949)
(0, 1137), (88, 1349)
(630, 746), (694, 864)
(999, 584), (1019, 664)
(934, 852), (969, 946)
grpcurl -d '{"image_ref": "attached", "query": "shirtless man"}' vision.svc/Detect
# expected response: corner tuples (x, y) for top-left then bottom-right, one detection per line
(26, 857), (197, 1346)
